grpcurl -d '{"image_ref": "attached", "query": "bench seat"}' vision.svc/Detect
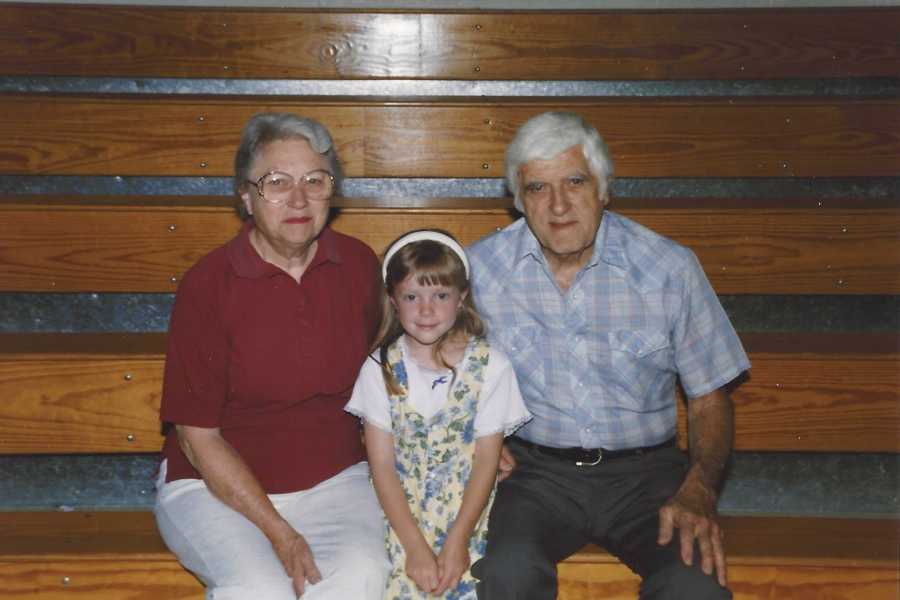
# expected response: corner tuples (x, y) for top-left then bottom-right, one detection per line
(1, 511), (897, 600)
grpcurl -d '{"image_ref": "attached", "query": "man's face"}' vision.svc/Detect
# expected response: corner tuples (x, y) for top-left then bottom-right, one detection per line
(519, 144), (608, 265)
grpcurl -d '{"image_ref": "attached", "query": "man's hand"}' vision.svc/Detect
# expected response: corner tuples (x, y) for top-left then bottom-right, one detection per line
(658, 474), (727, 587)
(272, 530), (322, 597)
(497, 443), (517, 482)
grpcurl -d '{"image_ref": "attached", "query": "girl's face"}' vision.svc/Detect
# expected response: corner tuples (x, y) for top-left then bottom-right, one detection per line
(390, 274), (466, 354)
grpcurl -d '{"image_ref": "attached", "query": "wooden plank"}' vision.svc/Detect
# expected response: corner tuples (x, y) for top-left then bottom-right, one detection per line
(0, 557), (202, 600)
(558, 564), (900, 600)
(0, 198), (897, 294)
(3, 557), (895, 600)
(677, 333), (900, 453)
(0, 332), (896, 454)
(1, 513), (896, 600)
(1, 7), (898, 80)
(1, 96), (898, 178)
(0, 335), (168, 455)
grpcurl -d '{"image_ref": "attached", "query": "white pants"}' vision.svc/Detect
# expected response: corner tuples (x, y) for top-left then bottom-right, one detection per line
(154, 461), (389, 600)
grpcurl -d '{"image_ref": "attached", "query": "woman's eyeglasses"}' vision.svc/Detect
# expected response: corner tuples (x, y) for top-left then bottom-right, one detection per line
(247, 170), (335, 204)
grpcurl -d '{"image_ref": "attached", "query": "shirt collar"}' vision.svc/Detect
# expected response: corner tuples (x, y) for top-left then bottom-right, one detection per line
(595, 212), (628, 270)
(227, 219), (342, 279)
(511, 211), (628, 273)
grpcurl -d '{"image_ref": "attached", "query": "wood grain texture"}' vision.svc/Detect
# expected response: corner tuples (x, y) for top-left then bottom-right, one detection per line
(1, 7), (898, 80)
(557, 564), (900, 600)
(1, 332), (895, 454)
(0, 557), (201, 600)
(1, 96), (898, 178)
(1, 198), (897, 294)
(2, 513), (896, 600)
(677, 333), (900, 452)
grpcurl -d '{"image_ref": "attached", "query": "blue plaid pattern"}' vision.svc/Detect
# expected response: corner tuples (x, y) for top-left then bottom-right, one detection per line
(468, 212), (750, 450)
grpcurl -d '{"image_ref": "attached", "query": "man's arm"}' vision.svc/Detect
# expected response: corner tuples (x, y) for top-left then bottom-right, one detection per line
(657, 386), (733, 587)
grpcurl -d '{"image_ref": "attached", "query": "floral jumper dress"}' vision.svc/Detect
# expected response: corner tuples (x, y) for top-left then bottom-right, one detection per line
(383, 337), (493, 600)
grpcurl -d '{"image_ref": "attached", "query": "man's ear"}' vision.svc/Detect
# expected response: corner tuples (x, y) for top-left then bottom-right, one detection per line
(600, 179), (612, 207)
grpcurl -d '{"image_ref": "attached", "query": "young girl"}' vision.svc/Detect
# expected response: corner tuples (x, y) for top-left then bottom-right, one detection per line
(346, 230), (530, 600)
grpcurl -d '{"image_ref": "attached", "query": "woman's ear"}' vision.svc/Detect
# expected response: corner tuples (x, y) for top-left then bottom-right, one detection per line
(241, 193), (253, 216)
(239, 184), (254, 216)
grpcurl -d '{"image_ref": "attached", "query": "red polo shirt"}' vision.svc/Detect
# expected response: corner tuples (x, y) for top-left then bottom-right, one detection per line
(160, 221), (380, 493)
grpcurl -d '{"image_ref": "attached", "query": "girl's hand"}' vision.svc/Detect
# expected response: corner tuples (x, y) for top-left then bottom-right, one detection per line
(405, 547), (440, 593)
(435, 539), (470, 595)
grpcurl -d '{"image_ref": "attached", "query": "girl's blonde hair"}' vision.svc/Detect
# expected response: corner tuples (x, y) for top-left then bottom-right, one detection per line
(373, 230), (485, 396)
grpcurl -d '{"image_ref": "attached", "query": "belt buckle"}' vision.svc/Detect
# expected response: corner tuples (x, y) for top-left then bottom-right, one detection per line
(575, 448), (603, 467)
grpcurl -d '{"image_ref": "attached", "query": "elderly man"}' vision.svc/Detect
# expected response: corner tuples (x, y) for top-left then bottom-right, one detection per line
(468, 111), (749, 599)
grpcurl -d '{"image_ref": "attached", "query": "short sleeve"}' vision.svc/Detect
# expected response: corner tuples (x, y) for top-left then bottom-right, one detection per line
(345, 356), (393, 433)
(159, 268), (229, 427)
(672, 251), (751, 398)
(474, 348), (532, 437)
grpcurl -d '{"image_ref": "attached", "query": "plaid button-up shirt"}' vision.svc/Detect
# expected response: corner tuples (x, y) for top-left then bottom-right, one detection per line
(468, 212), (750, 450)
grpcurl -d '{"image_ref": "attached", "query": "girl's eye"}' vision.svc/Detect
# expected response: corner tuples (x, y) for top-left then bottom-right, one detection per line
(402, 294), (416, 302)
(436, 292), (450, 300)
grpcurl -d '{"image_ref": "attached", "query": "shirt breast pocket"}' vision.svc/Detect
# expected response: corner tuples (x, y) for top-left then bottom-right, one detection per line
(608, 329), (673, 405)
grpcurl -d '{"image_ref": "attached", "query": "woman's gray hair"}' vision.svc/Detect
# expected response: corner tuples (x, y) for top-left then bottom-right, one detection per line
(505, 111), (614, 212)
(234, 112), (341, 218)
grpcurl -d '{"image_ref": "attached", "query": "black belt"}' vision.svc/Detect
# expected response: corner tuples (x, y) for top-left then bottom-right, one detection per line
(509, 436), (676, 466)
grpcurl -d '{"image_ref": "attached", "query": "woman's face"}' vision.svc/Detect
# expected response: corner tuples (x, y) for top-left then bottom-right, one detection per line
(240, 137), (332, 255)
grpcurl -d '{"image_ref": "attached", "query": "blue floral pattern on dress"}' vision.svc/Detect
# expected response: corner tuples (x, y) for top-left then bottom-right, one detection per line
(383, 337), (492, 600)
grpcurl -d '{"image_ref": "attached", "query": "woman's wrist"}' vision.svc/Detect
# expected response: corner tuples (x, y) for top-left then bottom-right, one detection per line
(262, 516), (299, 547)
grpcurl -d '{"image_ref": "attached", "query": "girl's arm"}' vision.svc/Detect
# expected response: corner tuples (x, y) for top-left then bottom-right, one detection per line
(364, 421), (440, 593)
(435, 431), (504, 595)
(176, 425), (320, 597)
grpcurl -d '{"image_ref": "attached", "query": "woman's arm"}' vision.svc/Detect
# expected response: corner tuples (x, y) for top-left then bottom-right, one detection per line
(364, 422), (439, 593)
(176, 424), (321, 596)
(435, 432), (503, 595)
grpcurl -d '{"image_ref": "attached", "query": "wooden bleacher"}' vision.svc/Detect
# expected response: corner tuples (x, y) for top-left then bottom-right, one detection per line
(0, 4), (898, 599)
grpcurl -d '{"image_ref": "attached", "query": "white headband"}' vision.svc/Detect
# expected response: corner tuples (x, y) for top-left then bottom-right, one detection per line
(382, 230), (470, 282)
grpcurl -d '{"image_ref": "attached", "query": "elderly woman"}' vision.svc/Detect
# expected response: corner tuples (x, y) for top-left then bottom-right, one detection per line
(154, 113), (389, 599)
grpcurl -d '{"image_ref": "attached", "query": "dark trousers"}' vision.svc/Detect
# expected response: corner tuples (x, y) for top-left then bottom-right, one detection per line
(472, 440), (732, 600)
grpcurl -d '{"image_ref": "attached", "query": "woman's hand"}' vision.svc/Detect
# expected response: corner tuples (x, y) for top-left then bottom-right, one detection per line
(271, 528), (323, 597)
(405, 546), (440, 593)
(175, 425), (323, 595)
(435, 538), (470, 595)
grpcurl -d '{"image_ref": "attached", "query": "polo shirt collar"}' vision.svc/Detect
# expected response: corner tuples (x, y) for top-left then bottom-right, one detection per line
(227, 219), (342, 279)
